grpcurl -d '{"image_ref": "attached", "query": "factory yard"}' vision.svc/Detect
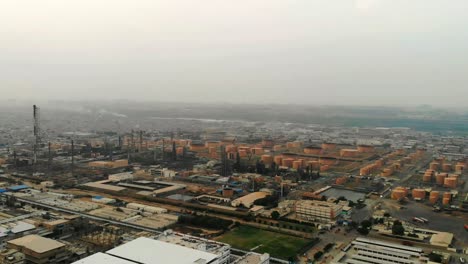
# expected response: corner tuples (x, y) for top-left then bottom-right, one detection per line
(215, 225), (311, 259)
(382, 200), (468, 246)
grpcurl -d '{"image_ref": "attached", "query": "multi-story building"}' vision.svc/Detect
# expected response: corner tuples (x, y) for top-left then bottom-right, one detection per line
(295, 200), (343, 223)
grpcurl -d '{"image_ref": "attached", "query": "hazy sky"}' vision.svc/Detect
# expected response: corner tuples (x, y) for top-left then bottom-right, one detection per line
(1, 0), (468, 106)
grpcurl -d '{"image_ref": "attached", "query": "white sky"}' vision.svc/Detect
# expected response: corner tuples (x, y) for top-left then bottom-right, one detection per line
(1, 0), (467, 106)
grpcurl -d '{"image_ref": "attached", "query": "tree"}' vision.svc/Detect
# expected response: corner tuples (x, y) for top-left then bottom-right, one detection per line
(271, 211), (280, 220)
(428, 253), (442, 263)
(392, 221), (405, 236)
(361, 220), (372, 229)
(314, 251), (324, 260)
(357, 227), (369, 235)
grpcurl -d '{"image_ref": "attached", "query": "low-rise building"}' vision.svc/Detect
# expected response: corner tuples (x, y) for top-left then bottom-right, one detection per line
(6, 235), (69, 264)
(332, 237), (426, 264)
(295, 200), (343, 223)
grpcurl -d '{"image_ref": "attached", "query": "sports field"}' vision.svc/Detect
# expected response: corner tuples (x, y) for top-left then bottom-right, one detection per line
(216, 226), (311, 259)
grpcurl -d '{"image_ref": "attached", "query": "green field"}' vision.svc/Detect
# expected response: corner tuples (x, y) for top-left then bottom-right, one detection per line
(216, 226), (311, 259)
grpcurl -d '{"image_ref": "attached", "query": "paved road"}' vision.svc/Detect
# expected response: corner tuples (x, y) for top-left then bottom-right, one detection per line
(383, 200), (468, 246)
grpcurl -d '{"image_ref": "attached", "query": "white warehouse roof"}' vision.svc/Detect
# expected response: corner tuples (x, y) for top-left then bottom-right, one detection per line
(72, 252), (136, 264)
(106, 237), (219, 264)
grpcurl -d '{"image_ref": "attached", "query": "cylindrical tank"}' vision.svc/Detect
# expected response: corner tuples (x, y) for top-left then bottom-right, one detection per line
(357, 145), (375, 153)
(261, 155), (273, 165)
(423, 175), (432, 182)
(273, 145), (284, 151)
(429, 191), (439, 204)
(307, 161), (320, 170)
(205, 141), (221, 148)
(274, 156), (283, 165)
(286, 141), (303, 149)
(444, 177), (457, 188)
(336, 177), (347, 185)
(412, 189), (426, 200)
(442, 197), (450, 205)
(209, 147), (217, 154)
(443, 192), (452, 200)
(436, 174), (447, 185)
(282, 158), (294, 168)
(442, 163), (452, 172)
(292, 160), (302, 170)
(430, 162), (439, 171)
(320, 165), (330, 172)
(321, 143), (337, 151)
(261, 139), (274, 147)
(238, 150), (248, 158)
(319, 157), (336, 166)
(391, 190), (406, 200)
(222, 188), (234, 198)
(225, 145), (238, 152)
(251, 147), (264, 155)
(304, 146), (322, 155)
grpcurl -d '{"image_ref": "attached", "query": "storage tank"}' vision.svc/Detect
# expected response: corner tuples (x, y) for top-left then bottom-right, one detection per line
(357, 145), (375, 153)
(436, 173), (447, 185)
(251, 147), (264, 155)
(190, 143), (206, 152)
(423, 175), (432, 182)
(321, 143), (337, 151)
(274, 156), (283, 165)
(412, 189), (426, 200)
(205, 141), (221, 148)
(319, 157), (336, 166)
(282, 158), (294, 168)
(340, 149), (359, 157)
(429, 191), (439, 204)
(261, 155), (273, 165)
(320, 165), (330, 172)
(304, 146), (322, 155)
(391, 190), (406, 200)
(238, 150), (248, 158)
(286, 141), (303, 149)
(443, 192), (452, 200)
(292, 160), (302, 170)
(336, 177), (347, 185)
(442, 163), (452, 172)
(444, 177), (457, 188)
(307, 160), (320, 170)
(430, 162), (439, 171)
(273, 145), (284, 151)
(222, 188), (234, 198)
(442, 197), (450, 205)
(261, 139), (274, 147)
(225, 145), (238, 152)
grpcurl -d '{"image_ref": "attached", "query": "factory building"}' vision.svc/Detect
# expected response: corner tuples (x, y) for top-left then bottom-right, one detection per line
(331, 237), (425, 264)
(74, 231), (231, 264)
(295, 200), (343, 223)
(6, 235), (69, 264)
(231, 192), (269, 208)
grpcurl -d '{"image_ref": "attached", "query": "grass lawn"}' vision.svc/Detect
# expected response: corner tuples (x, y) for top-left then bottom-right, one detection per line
(215, 225), (311, 259)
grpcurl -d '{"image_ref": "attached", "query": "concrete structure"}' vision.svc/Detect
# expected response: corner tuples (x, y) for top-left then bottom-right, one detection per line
(108, 172), (133, 182)
(233, 253), (270, 264)
(231, 192), (269, 208)
(6, 235), (69, 264)
(295, 200), (343, 223)
(331, 237), (425, 264)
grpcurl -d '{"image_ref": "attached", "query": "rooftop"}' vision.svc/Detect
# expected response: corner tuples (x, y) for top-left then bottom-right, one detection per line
(72, 252), (136, 264)
(106, 237), (220, 264)
(8, 235), (65, 253)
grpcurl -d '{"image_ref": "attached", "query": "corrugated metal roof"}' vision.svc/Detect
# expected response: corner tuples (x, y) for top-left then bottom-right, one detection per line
(106, 237), (219, 264)
(8, 185), (29, 191)
(72, 252), (136, 264)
